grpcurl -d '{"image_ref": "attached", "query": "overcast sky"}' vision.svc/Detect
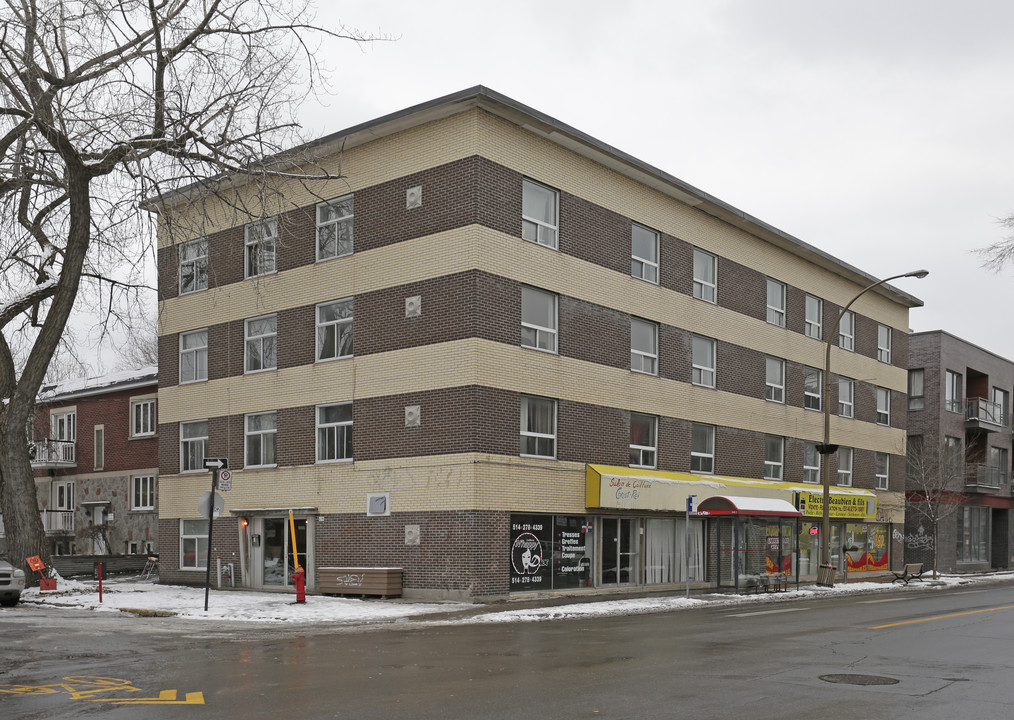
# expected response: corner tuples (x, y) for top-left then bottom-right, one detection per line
(303, 0), (1014, 359)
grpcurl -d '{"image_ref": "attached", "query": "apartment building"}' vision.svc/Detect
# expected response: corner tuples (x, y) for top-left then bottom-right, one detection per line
(906, 331), (1014, 572)
(14, 367), (159, 558)
(154, 87), (921, 600)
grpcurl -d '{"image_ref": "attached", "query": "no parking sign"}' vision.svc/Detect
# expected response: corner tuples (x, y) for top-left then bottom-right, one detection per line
(218, 469), (232, 491)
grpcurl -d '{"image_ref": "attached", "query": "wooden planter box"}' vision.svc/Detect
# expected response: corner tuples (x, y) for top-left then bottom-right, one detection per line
(319, 567), (403, 598)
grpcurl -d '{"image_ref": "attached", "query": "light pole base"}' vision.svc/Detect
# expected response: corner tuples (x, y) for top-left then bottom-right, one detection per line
(816, 563), (836, 588)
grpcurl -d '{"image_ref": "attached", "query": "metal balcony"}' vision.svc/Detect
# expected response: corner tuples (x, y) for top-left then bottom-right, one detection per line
(965, 398), (1007, 433)
(30, 439), (77, 469)
(965, 464), (1006, 493)
(42, 509), (75, 534)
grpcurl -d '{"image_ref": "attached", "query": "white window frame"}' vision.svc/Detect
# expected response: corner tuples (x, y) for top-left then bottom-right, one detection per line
(692, 249), (717, 303)
(804, 367), (822, 411)
(180, 420), (208, 473)
(805, 295), (823, 340)
(630, 318), (658, 375)
(631, 224), (659, 284)
(877, 324), (893, 363)
(764, 435), (784, 480)
(765, 357), (785, 403)
(245, 217), (278, 278)
(180, 519), (209, 571)
(51, 409), (76, 441)
(93, 425), (104, 471)
(245, 314), (277, 373)
(316, 298), (354, 362)
(837, 447), (853, 486)
(179, 329), (208, 384)
(244, 411), (277, 468)
(316, 403), (353, 463)
(629, 413), (657, 469)
(179, 237), (209, 295)
(838, 310), (855, 351)
(838, 377), (854, 418)
(131, 475), (156, 510)
(521, 179), (559, 249)
(803, 443), (821, 484)
(131, 398), (157, 438)
(692, 335), (716, 388)
(521, 287), (558, 353)
(766, 279), (786, 327)
(875, 453), (890, 490)
(520, 395), (557, 459)
(690, 423), (715, 474)
(316, 194), (354, 261)
(877, 387), (891, 425)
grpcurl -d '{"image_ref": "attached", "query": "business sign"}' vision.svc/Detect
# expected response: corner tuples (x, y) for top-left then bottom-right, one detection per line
(510, 515), (550, 590)
(796, 491), (875, 519)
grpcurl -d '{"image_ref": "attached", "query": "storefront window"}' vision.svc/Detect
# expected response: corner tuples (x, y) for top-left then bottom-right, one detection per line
(510, 514), (593, 591)
(957, 506), (989, 564)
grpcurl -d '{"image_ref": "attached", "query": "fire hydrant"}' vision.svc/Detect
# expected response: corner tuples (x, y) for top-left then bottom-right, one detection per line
(290, 567), (306, 604)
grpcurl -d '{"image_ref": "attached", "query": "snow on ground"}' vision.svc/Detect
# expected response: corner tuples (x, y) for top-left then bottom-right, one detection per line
(17, 571), (1014, 626)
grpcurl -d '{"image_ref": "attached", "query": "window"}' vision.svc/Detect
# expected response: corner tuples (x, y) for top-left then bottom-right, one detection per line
(131, 399), (157, 437)
(94, 426), (104, 471)
(837, 447), (853, 486)
(245, 218), (278, 278)
(945, 370), (963, 413)
(522, 179), (558, 249)
(944, 436), (962, 477)
(876, 387), (891, 425)
(993, 387), (1009, 426)
(245, 315), (277, 372)
(316, 195), (354, 261)
(132, 475), (156, 510)
(629, 413), (657, 468)
(766, 279), (786, 326)
(521, 287), (558, 353)
(908, 369), (925, 411)
(181, 519), (209, 570)
(317, 403), (353, 462)
(692, 249), (717, 303)
(764, 436), (784, 480)
(317, 298), (353, 361)
(803, 442), (821, 484)
(245, 411), (277, 468)
(875, 453), (890, 490)
(838, 310), (855, 351)
(805, 295), (822, 339)
(51, 410), (76, 441)
(991, 447), (1009, 485)
(765, 357), (785, 403)
(877, 324), (892, 363)
(838, 377), (854, 418)
(804, 367), (822, 411)
(692, 336), (716, 388)
(180, 420), (208, 473)
(179, 329), (208, 383)
(520, 396), (556, 458)
(956, 506), (989, 564)
(179, 238), (208, 294)
(630, 318), (658, 375)
(631, 224), (659, 283)
(690, 423), (714, 474)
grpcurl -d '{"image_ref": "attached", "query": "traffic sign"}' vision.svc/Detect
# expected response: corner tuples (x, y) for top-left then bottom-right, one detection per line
(203, 457), (228, 471)
(198, 491), (225, 520)
(218, 469), (232, 491)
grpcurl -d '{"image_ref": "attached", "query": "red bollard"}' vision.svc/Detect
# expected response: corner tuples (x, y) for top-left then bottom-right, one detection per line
(290, 568), (306, 604)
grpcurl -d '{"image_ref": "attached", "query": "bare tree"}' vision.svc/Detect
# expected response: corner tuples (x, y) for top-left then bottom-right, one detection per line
(978, 213), (1014, 271)
(0, 0), (373, 583)
(905, 435), (968, 578)
(113, 309), (159, 371)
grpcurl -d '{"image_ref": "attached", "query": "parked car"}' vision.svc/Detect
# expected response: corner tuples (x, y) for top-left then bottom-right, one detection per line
(0, 555), (26, 606)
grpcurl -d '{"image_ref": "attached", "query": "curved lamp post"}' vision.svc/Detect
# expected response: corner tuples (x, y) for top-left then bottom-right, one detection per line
(816, 269), (928, 586)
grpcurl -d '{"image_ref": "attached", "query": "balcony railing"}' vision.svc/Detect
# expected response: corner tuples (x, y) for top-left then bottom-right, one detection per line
(965, 398), (1007, 432)
(30, 439), (77, 469)
(966, 463), (1007, 491)
(42, 509), (75, 534)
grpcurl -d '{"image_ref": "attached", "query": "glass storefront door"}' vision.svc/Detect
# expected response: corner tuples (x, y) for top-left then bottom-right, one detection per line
(261, 517), (306, 587)
(600, 517), (638, 585)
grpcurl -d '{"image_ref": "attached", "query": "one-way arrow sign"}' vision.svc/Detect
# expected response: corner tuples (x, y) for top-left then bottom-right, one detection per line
(202, 457), (228, 471)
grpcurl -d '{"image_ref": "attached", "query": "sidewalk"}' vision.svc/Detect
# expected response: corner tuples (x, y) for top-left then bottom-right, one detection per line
(15, 570), (1012, 626)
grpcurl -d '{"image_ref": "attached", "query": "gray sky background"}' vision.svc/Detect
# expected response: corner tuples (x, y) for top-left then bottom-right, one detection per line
(307, 0), (1014, 359)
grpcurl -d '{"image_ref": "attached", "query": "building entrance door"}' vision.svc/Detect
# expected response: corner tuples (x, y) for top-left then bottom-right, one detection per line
(258, 517), (307, 588)
(600, 517), (638, 585)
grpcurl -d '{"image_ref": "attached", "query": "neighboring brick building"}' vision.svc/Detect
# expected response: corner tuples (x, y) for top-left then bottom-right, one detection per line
(905, 331), (1014, 572)
(18, 367), (160, 558)
(155, 87), (922, 600)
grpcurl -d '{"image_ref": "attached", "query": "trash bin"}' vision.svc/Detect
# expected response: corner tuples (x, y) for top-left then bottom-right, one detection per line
(816, 563), (836, 587)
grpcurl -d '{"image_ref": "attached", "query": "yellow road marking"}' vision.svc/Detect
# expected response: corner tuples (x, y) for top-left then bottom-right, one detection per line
(98, 689), (206, 705)
(869, 604), (1014, 629)
(0, 676), (203, 705)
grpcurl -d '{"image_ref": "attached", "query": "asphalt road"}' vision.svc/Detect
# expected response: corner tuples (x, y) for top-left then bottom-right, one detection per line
(4, 583), (1014, 719)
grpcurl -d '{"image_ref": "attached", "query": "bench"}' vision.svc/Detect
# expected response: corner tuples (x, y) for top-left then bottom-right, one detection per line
(741, 572), (789, 593)
(891, 563), (926, 585)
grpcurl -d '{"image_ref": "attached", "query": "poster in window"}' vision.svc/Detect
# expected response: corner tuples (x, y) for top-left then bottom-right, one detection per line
(510, 514), (551, 590)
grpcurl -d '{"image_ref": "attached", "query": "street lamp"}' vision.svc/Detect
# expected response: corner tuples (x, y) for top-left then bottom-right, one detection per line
(816, 269), (928, 586)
